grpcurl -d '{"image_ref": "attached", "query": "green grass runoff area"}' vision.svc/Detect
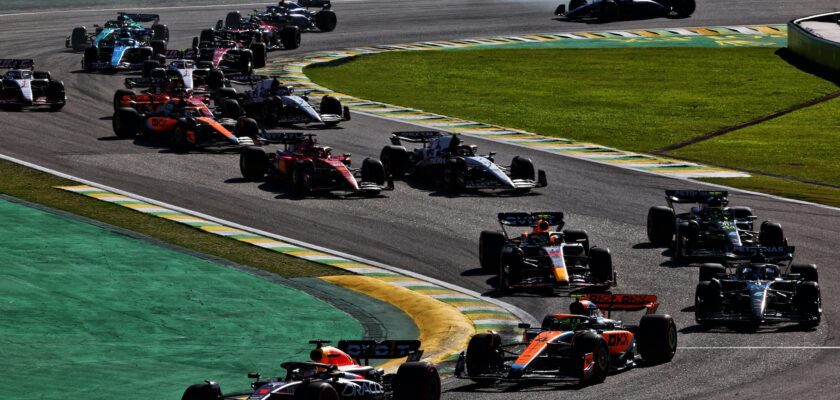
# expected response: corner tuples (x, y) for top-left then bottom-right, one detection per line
(0, 159), (341, 278)
(307, 47), (840, 206)
(0, 197), (362, 400)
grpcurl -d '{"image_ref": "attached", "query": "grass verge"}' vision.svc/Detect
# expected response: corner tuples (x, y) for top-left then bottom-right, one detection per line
(307, 47), (840, 206)
(0, 158), (342, 278)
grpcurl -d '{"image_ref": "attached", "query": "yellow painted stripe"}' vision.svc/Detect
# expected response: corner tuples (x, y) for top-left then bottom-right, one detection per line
(239, 238), (285, 244)
(752, 25), (784, 35)
(286, 250), (327, 257)
(691, 28), (720, 35)
(523, 35), (552, 41)
(466, 313), (519, 321)
(322, 275), (474, 370)
(331, 262), (373, 269)
(575, 32), (604, 38)
(408, 289), (456, 295)
(376, 275), (423, 282)
(201, 226), (245, 233)
(87, 192), (129, 199)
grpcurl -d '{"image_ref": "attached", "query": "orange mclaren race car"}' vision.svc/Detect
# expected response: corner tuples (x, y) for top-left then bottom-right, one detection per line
(181, 340), (440, 400)
(112, 94), (259, 151)
(455, 294), (677, 387)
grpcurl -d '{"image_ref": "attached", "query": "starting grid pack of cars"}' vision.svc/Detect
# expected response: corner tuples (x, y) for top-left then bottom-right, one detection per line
(1, 1), (822, 399)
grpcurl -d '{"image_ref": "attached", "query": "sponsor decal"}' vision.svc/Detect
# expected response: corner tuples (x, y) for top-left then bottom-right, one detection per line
(341, 381), (384, 397)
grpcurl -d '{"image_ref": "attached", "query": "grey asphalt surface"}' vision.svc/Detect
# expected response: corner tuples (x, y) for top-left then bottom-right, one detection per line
(1, 1), (839, 399)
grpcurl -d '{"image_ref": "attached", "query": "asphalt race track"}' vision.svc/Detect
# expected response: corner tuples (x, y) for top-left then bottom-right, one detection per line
(1, 1), (840, 398)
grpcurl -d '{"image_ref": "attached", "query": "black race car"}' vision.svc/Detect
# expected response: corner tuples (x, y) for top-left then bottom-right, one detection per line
(0, 59), (65, 111)
(646, 190), (788, 262)
(380, 132), (547, 193)
(554, 0), (695, 22)
(181, 340), (440, 400)
(695, 250), (821, 329)
(479, 212), (615, 293)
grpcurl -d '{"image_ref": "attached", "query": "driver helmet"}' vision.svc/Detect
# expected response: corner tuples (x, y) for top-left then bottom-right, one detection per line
(739, 266), (760, 281)
(569, 299), (599, 317)
(532, 219), (550, 234)
(271, 79), (291, 96)
(707, 195), (728, 208)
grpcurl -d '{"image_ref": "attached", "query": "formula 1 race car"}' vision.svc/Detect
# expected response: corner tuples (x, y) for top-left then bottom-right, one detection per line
(225, 1), (337, 33)
(66, 12), (169, 51)
(112, 95), (259, 151)
(239, 133), (392, 196)
(554, 0), (695, 22)
(181, 340), (440, 400)
(218, 11), (303, 50)
(479, 212), (615, 293)
(187, 32), (267, 73)
(217, 76), (350, 127)
(695, 250), (821, 329)
(646, 190), (789, 262)
(455, 294), (677, 387)
(380, 132), (547, 193)
(81, 36), (164, 73)
(0, 59), (65, 111)
(122, 59), (227, 100)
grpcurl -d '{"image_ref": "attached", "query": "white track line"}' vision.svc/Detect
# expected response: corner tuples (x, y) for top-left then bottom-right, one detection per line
(0, 152), (539, 326)
(682, 347), (840, 350)
(0, 0), (370, 18)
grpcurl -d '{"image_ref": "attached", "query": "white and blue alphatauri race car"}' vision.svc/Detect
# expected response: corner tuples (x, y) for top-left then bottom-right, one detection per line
(380, 131), (547, 193)
(0, 59), (66, 111)
(81, 36), (162, 73)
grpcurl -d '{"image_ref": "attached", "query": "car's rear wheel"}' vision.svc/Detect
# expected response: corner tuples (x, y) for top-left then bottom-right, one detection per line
(315, 10), (337, 32)
(646, 206), (675, 246)
(695, 280), (722, 324)
(71, 26), (88, 51)
(795, 281), (821, 328)
(225, 11), (242, 28)
(479, 231), (506, 272)
(380, 146), (410, 179)
(698, 263), (725, 282)
(393, 361), (440, 400)
(759, 221), (786, 247)
(465, 333), (502, 385)
(240, 146), (268, 180)
(588, 247), (613, 284)
(281, 26), (301, 50)
(637, 314), (677, 364)
(181, 382), (222, 400)
(113, 107), (141, 138)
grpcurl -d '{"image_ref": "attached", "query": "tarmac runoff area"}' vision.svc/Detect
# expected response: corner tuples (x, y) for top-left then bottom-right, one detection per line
(0, 196), (393, 400)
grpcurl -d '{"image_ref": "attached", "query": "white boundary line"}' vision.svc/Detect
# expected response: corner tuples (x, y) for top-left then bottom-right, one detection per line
(681, 346), (840, 350)
(0, 152), (539, 326)
(346, 108), (840, 214)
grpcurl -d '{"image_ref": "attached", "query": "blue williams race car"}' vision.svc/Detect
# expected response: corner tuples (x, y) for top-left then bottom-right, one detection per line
(554, 0), (695, 22)
(695, 249), (821, 329)
(81, 36), (163, 74)
(380, 132), (547, 193)
(66, 12), (169, 51)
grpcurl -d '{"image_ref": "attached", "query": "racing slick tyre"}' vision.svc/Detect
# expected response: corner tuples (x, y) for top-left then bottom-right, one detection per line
(293, 161), (316, 194)
(137, 47), (154, 64)
(142, 60), (160, 77)
(361, 158), (387, 186)
(567, 0), (587, 13)
(646, 206), (675, 246)
(222, 99), (245, 119)
(249, 43), (267, 69)
(572, 332), (609, 386)
(113, 89), (134, 111)
(214, 87), (238, 108)
(695, 280), (722, 324)
(83, 46), (98, 71)
(47, 81), (66, 111)
(200, 29), (215, 45)
(113, 107), (142, 138)
(597, 0), (621, 22)
(238, 50), (254, 74)
(668, 0), (697, 18)
(240, 146), (269, 180)
(465, 333), (502, 385)
(236, 117), (260, 142)
(149, 68), (167, 80)
(380, 145), (409, 179)
(181, 382), (222, 400)
(588, 247), (613, 284)
(207, 69), (226, 90)
(563, 229), (590, 254)
(150, 40), (167, 57)
(673, 222), (696, 261)
(151, 24), (170, 42)
(795, 281), (821, 328)
(71, 26), (88, 51)
(33, 70), (51, 81)
(444, 158), (467, 192)
(315, 10), (338, 32)
(479, 230), (506, 272)
(280, 26), (301, 50)
(509, 156), (536, 181)
(294, 382), (339, 400)
(320, 96), (343, 116)
(698, 263), (725, 282)
(637, 314), (678, 364)
(759, 221), (786, 247)
(225, 11), (242, 28)
(394, 361), (441, 400)
(173, 118), (198, 151)
(791, 263), (819, 282)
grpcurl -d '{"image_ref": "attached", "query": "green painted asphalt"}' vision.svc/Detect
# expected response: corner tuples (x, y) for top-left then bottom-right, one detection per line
(455, 33), (785, 50)
(0, 198), (363, 400)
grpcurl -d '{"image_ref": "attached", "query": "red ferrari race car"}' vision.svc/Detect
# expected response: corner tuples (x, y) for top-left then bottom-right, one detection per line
(455, 294), (677, 387)
(181, 339), (440, 400)
(239, 132), (393, 196)
(112, 95), (260, 151)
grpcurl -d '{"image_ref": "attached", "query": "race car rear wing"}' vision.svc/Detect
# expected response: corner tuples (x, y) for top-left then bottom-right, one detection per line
(390, 131), (444, 144)
(665, 190), (728, 205)
(297, 0), (332, 8)
(337, 340), (423, 365)
(498, 212), (564, 227)
(226, 74), (272, 84)
(259, 131), (313, 145)
(0, 59), (34, 69)
(118, 12), (160, 23)
(582, 293), (659, 315)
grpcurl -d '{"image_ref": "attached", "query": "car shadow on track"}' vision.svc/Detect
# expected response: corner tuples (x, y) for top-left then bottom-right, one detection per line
(399, 179), (543, 199)
(223, 177), (389, 201)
